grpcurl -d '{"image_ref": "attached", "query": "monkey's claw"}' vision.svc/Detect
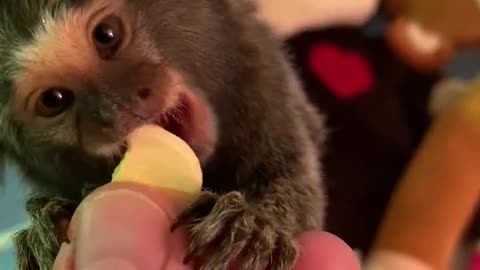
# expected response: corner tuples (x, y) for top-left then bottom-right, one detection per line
(172, 191), (300, 270)
(172, 190), (220, 231)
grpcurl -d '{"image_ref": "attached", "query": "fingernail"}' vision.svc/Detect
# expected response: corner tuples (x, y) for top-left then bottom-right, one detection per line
(74, 189), (171, 270)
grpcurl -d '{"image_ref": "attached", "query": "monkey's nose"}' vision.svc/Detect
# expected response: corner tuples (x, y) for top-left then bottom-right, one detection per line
(137, 88), (152, 100)
(79, 91), (117, 129)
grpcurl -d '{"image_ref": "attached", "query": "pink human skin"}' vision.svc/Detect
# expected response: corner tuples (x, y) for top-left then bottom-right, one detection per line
(53, 182), (360, 270)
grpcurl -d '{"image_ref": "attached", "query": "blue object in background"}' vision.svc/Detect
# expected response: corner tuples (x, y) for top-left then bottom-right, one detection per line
(1, 167), (31, 270)
(1, 247), (15, 269)
(446, 50), (480, 80)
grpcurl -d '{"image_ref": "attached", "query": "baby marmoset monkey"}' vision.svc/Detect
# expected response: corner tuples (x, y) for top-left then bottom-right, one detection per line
(0, 0), (326, 269)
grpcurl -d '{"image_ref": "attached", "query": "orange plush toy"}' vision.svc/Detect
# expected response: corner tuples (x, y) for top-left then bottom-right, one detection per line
(364, 77), (480, 270)
(383, 0), (480, 72)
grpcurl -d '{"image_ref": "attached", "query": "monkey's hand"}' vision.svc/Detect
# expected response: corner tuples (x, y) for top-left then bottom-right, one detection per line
(14, 195), (78, 270)
(172, 191), (299, 270)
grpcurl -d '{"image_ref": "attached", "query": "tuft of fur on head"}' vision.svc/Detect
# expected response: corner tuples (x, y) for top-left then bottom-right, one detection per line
(0, 0), (67, 76)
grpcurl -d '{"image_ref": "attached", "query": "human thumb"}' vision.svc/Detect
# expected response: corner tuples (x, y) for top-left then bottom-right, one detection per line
(53, 182), (195, 270)
(54, 125), (203, 270)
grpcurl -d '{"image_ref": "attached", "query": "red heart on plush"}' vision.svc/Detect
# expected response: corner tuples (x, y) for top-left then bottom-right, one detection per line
(309, 43), (374, 100)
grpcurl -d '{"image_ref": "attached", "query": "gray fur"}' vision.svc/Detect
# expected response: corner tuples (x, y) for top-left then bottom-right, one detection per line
(0, 1), (327, 269)
(0, 0), (65, 77)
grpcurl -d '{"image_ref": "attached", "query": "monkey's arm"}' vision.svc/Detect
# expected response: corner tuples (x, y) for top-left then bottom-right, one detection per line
(14, 195), (77, 270)
(173, 127), (325, 270)
(174, 181), (324, 270)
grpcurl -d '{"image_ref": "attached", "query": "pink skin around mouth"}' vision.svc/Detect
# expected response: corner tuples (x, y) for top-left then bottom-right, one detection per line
(156, 90), (216, 162)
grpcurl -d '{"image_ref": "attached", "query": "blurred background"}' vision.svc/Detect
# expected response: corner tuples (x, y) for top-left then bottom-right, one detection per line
(1, 168), (31, 269)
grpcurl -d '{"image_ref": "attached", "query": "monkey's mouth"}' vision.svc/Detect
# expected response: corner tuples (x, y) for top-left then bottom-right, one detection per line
(113, 89), (215, 164)
(157, 93), (193, 144)
(152, 91), (215, 162)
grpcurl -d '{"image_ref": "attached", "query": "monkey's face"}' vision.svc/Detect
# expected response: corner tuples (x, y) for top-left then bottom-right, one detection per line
(0, 0), (243, 196)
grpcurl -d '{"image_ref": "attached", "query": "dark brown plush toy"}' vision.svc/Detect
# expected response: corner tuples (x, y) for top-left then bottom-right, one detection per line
(285, 26), (480, 268)
(285, 25), (439, 252)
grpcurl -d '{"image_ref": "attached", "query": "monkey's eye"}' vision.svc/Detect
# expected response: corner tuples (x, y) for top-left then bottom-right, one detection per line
(35, 88), (75, 118)
(92, 15), (124, 59)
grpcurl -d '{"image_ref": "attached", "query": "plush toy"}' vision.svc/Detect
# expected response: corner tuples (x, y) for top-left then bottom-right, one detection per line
(382, 0), (480, 72)
(285, 25), (443, 256)
(364, 77), (480, 270)
(254, 0), (379, 37)
(430, 77), (480, 270)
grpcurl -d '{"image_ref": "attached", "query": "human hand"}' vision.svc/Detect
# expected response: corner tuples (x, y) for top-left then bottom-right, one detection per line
(53, 182), (360, 270)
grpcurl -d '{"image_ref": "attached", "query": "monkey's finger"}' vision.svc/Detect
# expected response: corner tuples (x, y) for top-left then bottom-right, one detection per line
(61, 182), (195, 270)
